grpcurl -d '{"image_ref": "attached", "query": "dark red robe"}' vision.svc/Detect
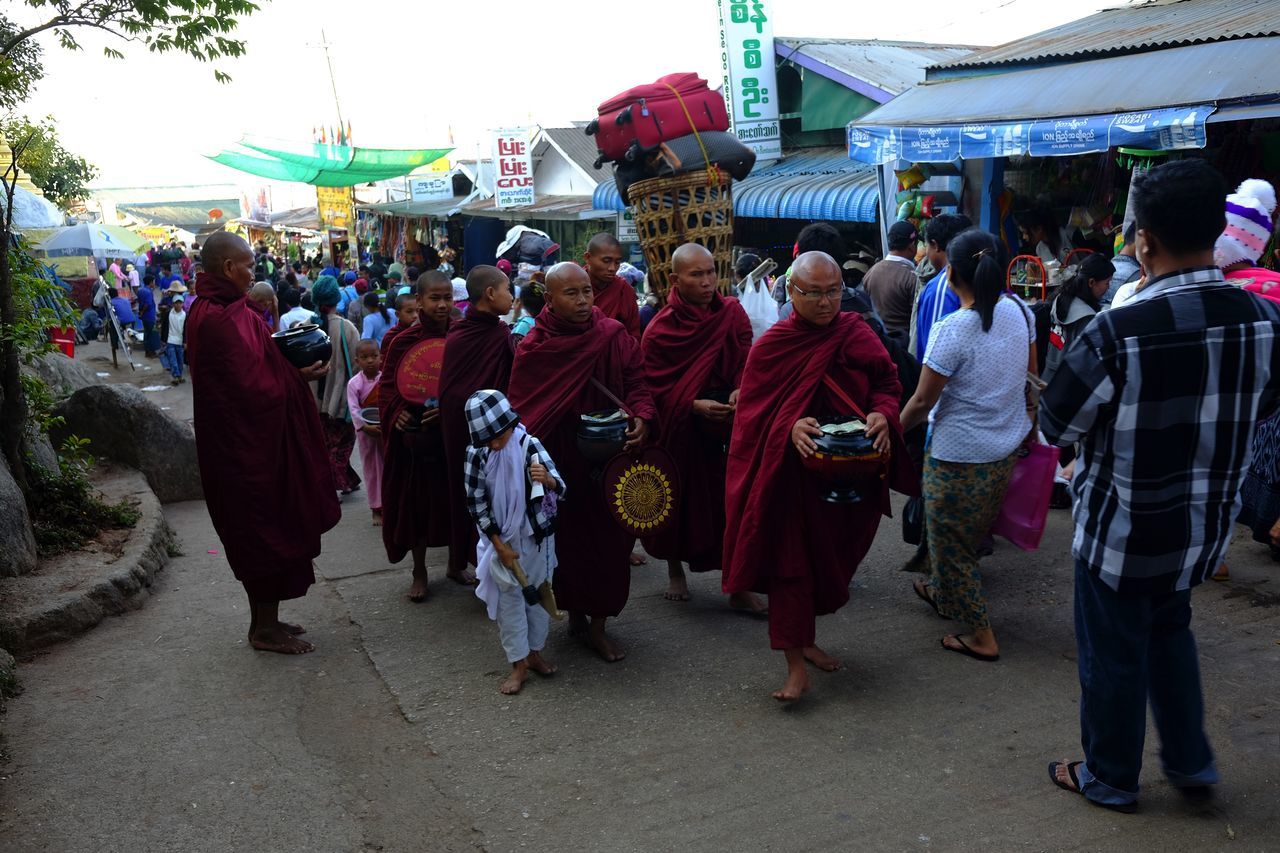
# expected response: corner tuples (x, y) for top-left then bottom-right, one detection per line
(507, 306), (657, 617)
(640, 289), (751, 571)
(378, 312), (452, 563)
(722, 312), (917, 649)
(379, 321), (410, 370)
(186, 271), (339, 601)
(439, 309), (515, 570)
(591, 274), (641, 340)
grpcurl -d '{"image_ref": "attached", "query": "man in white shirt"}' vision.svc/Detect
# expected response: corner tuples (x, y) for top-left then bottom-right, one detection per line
(278, 289), (312, 330)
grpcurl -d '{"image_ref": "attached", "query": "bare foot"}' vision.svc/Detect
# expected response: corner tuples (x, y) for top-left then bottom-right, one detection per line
(246, 621), (306, 642)
(803, 645), (842, 672)
(664, 575), (691, 601)
(250, 627), (315, 655)
(629, 550), (647, 566)
(587, 619), (626, 663)
(500, 661), (529, 695)
(407, 573), (429, 602)
(446, 568), (478, 586)
(527, 651), (557, 676)
(371, 510), (383, 527)
(729, 591), (768, 615)
(772, 669), (811, 701)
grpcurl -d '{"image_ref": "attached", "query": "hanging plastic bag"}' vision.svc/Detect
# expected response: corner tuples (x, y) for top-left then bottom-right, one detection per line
(739, 273), (779, 342)
(991, 441), (1060, 551)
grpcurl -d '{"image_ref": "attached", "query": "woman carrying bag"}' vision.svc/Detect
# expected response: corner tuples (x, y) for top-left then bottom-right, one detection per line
(311, 276), (364, 495)
(899, 228), (1037, 663)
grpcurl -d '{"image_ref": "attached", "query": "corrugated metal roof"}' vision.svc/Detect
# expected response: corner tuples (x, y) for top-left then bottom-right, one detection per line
(537, 127), (604, 179)
(857, 37), (1280, 126)
(777, 39), (979, 97)
(591, 148), (880, 223)
(461, 194), (613, 222)
(933, 0), (1280, 71)
(115, 199), (237, 229)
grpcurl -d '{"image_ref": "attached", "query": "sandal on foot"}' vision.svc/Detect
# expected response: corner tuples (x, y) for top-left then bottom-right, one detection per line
(912, 581), (950, 619)
(1047, 761), (1138, 813)
(940, 634), (999, 662)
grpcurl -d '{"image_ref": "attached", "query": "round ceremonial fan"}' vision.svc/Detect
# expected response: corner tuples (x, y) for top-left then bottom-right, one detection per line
(602, 447), (681, 538)
(395, 338), (446, 405)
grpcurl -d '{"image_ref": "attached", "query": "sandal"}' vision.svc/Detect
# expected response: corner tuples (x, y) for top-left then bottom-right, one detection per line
(1047, 761), (1138, 814)
(912, 580), (950, 619)
(940, 634), (999, 662)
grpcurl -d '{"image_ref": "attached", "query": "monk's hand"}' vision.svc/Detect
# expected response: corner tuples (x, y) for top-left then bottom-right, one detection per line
(395, 411), (413, 431)
(624, 417), (650, 453)
(693, 399), (734, 422)
(421, 407), (440, 428)
(864, 412), (891, 455)
(529, 462), (556, 489)
(298, 360), (329, 381)
(728, 388), (740, 408)
(791, 417), (823, 458)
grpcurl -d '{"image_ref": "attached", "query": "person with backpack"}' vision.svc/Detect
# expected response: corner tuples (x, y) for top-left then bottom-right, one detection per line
(1041, 254), (1115, 386)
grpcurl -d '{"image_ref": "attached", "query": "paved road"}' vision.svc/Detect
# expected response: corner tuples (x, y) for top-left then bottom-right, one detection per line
(1, 390), (1277, 850)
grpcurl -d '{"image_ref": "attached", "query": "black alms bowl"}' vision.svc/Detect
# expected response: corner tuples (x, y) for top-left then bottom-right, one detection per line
(577, 410), (628, 465)
(272, 323), (332, 369)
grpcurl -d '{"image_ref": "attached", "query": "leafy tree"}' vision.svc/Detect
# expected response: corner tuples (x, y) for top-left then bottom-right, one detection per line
(0, 115), (98, 206)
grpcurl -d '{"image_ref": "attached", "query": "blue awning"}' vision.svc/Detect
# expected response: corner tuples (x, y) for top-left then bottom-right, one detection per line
(591, 148), (880, 223)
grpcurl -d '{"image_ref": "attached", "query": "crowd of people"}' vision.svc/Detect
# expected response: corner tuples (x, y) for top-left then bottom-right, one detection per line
(182, 159), (1280, 814)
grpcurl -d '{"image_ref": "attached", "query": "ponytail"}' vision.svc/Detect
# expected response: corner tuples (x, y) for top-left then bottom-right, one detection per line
(944, 227), (1007, 332)
(971, 253), (1004, 332)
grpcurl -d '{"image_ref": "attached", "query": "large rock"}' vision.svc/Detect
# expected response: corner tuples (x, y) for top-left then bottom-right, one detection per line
(0, 455), (37, 578)
(50, 385), (203, 503)
(25, 351), (99, 399)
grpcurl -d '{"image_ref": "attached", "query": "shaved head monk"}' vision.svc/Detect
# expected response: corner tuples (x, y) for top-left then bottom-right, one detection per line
(186, 231), (338, 655)
(439, 265), (517, 576)
(379, 270), (469, 600)
(641, 243), (764, 613)
(507, 261), (657, 661)
(723, 251), (918, 700)
(246, 281), (279, 332)
(583, 232), (640, 340)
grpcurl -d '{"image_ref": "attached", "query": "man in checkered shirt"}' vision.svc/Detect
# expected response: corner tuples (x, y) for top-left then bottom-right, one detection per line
(1041, 159), (1280, 812)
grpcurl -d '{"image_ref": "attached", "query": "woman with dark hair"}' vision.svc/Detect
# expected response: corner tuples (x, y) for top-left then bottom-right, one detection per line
(899, 227), (1036, 662)
(359, 290), (391, 345)
(1041, 253), (1114, 385)
(1021, 209), (1065, 265)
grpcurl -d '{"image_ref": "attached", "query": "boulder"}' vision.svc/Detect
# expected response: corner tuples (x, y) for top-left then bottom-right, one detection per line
(0, 455), (37, 578)
(50, 385), (203, 503)
(25, 351), (99, 400)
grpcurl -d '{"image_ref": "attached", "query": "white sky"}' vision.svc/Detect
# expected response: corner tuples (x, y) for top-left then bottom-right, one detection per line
(16, 0), (1112, 205)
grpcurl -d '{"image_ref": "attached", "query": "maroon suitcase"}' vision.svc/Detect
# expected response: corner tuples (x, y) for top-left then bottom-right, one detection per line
(586, 72), (730, 166)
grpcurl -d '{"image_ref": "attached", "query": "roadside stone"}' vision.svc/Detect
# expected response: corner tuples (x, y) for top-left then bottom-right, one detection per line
(24, 351), (98, 399)
(50, 384), (202, 503)
(0, 455), (37, 579)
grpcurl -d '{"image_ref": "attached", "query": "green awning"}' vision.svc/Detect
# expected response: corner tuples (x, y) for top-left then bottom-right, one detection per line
(207, 136), (452, 187)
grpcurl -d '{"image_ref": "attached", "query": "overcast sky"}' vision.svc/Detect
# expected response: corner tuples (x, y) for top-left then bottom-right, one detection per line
(16, 0), (1111, 204)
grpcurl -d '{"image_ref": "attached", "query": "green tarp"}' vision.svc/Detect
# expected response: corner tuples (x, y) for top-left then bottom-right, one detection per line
(207, 136), (452, 187)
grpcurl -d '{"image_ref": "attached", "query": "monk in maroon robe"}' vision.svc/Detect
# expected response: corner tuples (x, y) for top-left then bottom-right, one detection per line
(379, 290), (420, 370)
(584, 232), (640, 340)
(641, 243), (763, 612)
(378, 271), (465, 600)
(507, 262), (656, 662)
(439, 265), (516, 576)
(186, 232), (338, 655)
(723, 252), (917, 700)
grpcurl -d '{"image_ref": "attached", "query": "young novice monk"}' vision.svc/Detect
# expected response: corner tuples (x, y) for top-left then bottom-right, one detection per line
(346, 338), (385, 525)
(464, 389), (565, 695)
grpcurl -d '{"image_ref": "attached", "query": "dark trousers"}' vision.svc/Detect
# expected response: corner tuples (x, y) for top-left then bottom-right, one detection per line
(1073, 560), (1218, 805)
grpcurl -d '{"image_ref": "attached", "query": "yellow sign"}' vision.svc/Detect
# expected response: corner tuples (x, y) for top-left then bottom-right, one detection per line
(428, 156), (450, 173)
(316, 186), (355, 231)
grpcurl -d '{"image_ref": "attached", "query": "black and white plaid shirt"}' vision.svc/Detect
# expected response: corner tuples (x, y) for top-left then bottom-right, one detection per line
(1041, 266), (1280, 594)
(464, 431), (564, 543)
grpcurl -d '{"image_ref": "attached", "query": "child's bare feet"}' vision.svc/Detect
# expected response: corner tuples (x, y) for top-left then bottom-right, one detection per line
(586, 617), (625, 663)
(803, 645), (841, 671)
(773, 669), (810, 701)
(371, 509), (382, 526)
(527, 651), (556, 676)
(500, 660), (529, 694)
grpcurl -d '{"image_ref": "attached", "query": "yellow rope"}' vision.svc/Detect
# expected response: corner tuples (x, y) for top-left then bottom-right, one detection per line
(662, 83), (719, 186)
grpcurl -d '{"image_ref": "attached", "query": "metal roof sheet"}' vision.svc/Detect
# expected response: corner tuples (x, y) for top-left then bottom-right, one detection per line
(933, 0), (1280, 71)
(777, 39), (979, 99)
(591, 148), (880, 223)
(537, 127), (603, 180)
(460, 194), (613, 222)
(858, 36), (1280, 126)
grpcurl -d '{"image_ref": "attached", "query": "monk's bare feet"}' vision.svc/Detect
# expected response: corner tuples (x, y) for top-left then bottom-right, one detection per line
(278, 621), (305, 635)
(446, 568), (478, 586)
(500, 660), (529, 695)
(371, 509), (383, 527)
(250, 626), (315, 655)
(729, 591), (768, 615)
(407, 572), (429, 602)
(629, 550), (647, 566)
(587, 618), (625, 663)
(803, 644), (842, 672)
(664, 575), (691, 601)
(527, 651), (557, 676)
(773, 669), (811, 701)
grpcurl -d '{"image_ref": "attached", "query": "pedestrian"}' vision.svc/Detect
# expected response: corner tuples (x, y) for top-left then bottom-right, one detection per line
(1102, 222), (1142, 307)
(347, 278), (371, 329)
(1041, 159), (1280, 812)
(1041, 253), (1115, 385)
(1216, 178), (1280, 302)
(346, 338), (385, 525)
(91, 268), (109, 325)
(912, 213), (972, 360)
(359, 291), (391, 345)
(185, 231), (337, 655)
(163, 294), (187, 384)
(381, 290), (419, 362)
(464, 389), (564, 695)
(137, 274), (159, 357)
(899, 228), (1037, 663)
(583, 233), (641, 340)
(278, 288), (311, 330)
(862, 221), (921, 337)
(509, 275), (544, 341)
(311, 276), (363, 496)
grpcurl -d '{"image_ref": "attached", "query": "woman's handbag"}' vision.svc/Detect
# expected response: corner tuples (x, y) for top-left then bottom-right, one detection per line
(991, 441), (1059, 551)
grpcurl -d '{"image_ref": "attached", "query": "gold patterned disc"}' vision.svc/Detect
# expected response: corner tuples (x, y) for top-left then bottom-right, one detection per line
(602, 448), (681, 537)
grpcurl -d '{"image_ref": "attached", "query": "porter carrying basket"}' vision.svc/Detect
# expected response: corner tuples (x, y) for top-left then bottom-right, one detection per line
(627, 167), (734, 297)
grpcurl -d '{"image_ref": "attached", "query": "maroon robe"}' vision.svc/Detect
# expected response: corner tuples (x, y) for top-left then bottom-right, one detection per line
(722, 312), (917, 649)
(439, 309), (516, 570)
(591, 274), (641, 340)
(507, 306), (657, 617)
(378, 312), (452, 563)
(186, 271), (339, 601)
(379, 321), (410, 370)
(640, 289), (751, 571)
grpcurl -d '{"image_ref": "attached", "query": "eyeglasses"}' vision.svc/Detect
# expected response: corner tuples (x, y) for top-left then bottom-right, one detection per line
(789, 282), (844, 302)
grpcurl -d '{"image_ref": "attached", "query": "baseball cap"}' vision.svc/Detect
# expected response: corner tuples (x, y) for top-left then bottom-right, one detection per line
(888, 220), (920, 250)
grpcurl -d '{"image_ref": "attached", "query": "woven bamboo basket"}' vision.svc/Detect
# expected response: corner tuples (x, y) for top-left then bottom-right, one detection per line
(627, 169), (734, 296)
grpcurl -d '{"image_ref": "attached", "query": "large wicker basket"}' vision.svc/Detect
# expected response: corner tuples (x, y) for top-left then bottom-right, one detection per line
(627, 169), (734, 296)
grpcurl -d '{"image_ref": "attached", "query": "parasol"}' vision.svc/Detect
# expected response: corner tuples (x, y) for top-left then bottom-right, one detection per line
(37, 222), (149, 260)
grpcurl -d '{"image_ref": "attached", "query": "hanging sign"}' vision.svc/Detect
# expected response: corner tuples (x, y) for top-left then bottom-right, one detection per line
(617, 210), (638, 243)
(409, 174), (453, 202)
(492, 127), (535, 209)
(716, 0), (782, 162)
(316, 186), (355, 231)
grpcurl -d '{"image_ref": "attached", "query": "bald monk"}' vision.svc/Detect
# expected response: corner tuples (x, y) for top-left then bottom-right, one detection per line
(507, 262), (657, 661)
(379, 271), (469, 600)
(583, 233), (640, 340)
(439, 265), (516, 575)
(186, 232), (337, 654)
(247, 281), (279, 331)
(641, 243), (764, 612)
(723, 251), (917, 700)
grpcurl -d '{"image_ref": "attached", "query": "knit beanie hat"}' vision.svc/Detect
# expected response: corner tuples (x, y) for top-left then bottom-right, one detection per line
(1215, 179), (1277, 268)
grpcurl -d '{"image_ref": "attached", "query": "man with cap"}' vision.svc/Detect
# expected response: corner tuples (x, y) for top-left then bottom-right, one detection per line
(863, 222), (921, 336)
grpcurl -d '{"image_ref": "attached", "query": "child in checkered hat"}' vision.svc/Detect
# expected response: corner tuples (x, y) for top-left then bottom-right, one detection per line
(463, 389), (566, 694)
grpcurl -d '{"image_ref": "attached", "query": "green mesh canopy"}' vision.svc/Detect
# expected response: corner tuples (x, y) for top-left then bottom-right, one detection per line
(207, 136), (452, 186)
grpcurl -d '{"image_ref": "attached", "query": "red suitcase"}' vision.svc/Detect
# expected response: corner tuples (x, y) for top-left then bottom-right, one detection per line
(586, 72), (730, 166)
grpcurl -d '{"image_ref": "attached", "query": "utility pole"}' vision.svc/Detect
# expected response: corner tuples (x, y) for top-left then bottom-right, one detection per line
(312, 29), (345, 139)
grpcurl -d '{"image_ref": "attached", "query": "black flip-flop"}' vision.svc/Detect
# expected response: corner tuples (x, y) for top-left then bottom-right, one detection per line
(1047, 761), (1138, 814)
(940, 634), (999, 662)
(913, 581), (951, 619)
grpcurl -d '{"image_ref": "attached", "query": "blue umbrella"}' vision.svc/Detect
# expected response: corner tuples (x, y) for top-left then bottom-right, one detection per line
(37, 222), (148, 261)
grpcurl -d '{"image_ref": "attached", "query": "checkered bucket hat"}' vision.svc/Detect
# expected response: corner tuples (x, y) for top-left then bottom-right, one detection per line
(465, 389), (520, 447)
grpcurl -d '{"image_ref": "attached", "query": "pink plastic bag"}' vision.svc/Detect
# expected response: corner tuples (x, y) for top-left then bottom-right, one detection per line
(991, 442), (1060, 551)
